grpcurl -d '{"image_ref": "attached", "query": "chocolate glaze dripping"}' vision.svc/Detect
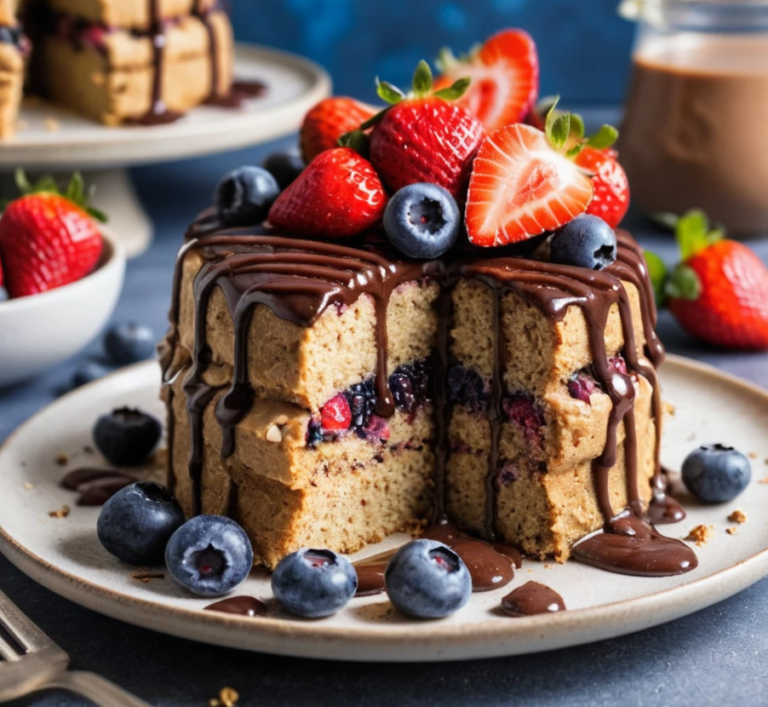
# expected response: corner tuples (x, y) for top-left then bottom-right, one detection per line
(161, 222), (696, 577)
(501, 581), (565, 617)
(128, 0), (182, 125)
(204, 596), (267, 617)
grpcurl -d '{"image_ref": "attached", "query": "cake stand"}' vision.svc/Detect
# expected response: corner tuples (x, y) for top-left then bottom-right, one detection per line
(0, 44), (331, 257)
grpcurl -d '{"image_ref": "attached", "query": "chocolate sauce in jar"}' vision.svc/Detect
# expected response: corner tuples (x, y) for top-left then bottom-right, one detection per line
(204, 596), (267, 617)
(501, 581), (565, 617)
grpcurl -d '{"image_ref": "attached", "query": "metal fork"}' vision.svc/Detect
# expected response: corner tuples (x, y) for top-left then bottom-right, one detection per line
(0, 587), (151, 706)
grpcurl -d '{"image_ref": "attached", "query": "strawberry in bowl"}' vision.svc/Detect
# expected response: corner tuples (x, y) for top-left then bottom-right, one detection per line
(0, 172), (125, 387)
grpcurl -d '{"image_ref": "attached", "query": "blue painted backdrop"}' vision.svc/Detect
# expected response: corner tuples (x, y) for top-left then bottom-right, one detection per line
(230, 0), (636, 105)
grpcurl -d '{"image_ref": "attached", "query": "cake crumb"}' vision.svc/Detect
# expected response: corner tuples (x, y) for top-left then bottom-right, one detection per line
(686, 524), (715, 546)
(749, 452), (758, 460)
(760, 477), (768, 485)
(44, 117), (60, 132)
(48, 505), (70, 519)
(23, 482), (35, 490)
(726, 527), (738, 535)
(131, 570), (164, 584)
(728, 509), (747, 524)
(210, 687), (239, 707)
(55, 453), (69, 466)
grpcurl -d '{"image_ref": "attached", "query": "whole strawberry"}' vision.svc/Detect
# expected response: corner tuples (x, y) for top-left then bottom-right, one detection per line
(648, 211), (768, 350)
(0, 171), (105, 298)
(300, 97), (376, 164)
(363, 61), (484, 201)
(575, 147), (630, 229)
(268, 147), (387, 239)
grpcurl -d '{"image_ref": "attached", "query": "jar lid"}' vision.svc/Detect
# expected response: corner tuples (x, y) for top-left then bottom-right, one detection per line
(619, 0), (768, 31)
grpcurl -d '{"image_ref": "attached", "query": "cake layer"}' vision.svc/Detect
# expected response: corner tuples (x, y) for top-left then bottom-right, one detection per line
(33, 11), (232, 125)
(46, 0), (217, 29)
(171, 246), (439, 412)
(0, 35), (24, 139)
(167, 378), (435, 567)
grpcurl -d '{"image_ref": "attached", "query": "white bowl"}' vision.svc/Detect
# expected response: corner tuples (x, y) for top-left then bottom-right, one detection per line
(0, 231), (126, 388)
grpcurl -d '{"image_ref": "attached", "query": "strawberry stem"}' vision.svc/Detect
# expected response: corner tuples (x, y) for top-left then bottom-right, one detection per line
(13, 169), (108, 223)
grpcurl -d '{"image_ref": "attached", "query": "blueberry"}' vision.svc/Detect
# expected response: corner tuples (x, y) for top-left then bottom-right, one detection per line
(166, 516), (253, 597)
(104, 323), (156, 365)
(215, 166), (280, 227)
(682, 444), (752, 503)
(550, 214), (618, 270)
(384, 539), (471, 619)
(383, 183), (460, 259)
(93, 407), (161, 466)
(72, 361), (112, 388)
(97, 482), (185, 565)
(263, 151), (305, 190)
(271, 548), (357, 618)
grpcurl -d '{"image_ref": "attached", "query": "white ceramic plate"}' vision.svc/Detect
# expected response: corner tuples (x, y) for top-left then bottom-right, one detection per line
(0, 44), (331, 170)
(1, 355), (767, 662)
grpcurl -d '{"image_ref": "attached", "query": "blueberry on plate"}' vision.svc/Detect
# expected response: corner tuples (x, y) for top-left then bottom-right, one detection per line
(384, 539), (471, 619)
(215, 166), (280, 227)
(166, 516), (253, 597)
(271, 548), (357, 618)
(104, 323), (155, 365)
(550, 214), (618, 270)
(383, 183), (460, 259)
(682, 444), (752, 503)
(72, 361), (112, 388)
(97, 482), (185, 565)
(263, 150), (305, 190)
(93, 407), (161, 466)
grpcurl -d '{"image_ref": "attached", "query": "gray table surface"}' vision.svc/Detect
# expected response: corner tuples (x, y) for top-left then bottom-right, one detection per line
(2, 112), (768, 706)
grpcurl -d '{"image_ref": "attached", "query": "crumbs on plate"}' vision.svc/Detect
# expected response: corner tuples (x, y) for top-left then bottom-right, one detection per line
(210, 687), (239, 707)
(131, 569), (165, 584)
(48, 505), (70, 519)
(686, 524), (715, 547)
(55, 453), (69, 466)
(728, 509), (747, 524)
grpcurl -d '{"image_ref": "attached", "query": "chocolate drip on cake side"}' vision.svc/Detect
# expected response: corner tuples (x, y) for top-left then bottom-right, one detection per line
(165, 231), (430, 517)
(128, 0), (183, 125)
(459, 249), (695, 576)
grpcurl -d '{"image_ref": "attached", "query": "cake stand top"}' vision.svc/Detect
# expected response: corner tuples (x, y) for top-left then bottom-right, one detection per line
(0, 44), (331, 171)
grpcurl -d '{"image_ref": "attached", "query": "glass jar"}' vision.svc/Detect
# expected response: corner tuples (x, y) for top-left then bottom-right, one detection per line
(619, 0), (768, 236)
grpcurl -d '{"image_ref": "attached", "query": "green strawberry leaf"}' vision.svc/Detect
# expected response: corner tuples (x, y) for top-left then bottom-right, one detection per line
(337, 129), (370, 156)
(433, 77), (471, 101)
(651, 211), (680, 230)
(665, 263), (701, 301)
(544, 95), (561, 142)
(412, 60), (433, 98)
(675, 209), (723, 261)
(549, 113), (571, 152)
(376, 78), (405, 105)
(643, 250), (668, 307)
(87, 206), (108, 223)
(435, 47), (458, 74)
(569, 113), (585, 140)
(586, 124), (619, 149)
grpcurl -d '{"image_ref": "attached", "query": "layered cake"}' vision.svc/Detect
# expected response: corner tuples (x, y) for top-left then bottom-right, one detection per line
(161, 30), (696, 576)
(0, 0), (235, 136)
(0, 0), (27, 138)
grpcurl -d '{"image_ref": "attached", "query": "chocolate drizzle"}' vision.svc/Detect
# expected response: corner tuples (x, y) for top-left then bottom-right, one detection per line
(204, 595), (267, 617)
(161, 222), (697, 579)
(501, 581), (565, 617)
(129, 0), (182, 125)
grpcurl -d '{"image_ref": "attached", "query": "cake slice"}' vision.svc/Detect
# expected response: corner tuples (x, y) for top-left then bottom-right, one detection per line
(0, 0), (27, 138)
(32, 9), (233, 125)
(161, 225), (663, 568)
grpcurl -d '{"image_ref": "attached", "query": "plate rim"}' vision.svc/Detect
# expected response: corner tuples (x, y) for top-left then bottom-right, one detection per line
(1, 354), (767, 661)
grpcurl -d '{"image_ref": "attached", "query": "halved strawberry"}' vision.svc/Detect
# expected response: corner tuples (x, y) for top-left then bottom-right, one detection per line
(434, 29), (539, 132)
(300, 97), (376, 164)
(465, 124), (594, 246)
